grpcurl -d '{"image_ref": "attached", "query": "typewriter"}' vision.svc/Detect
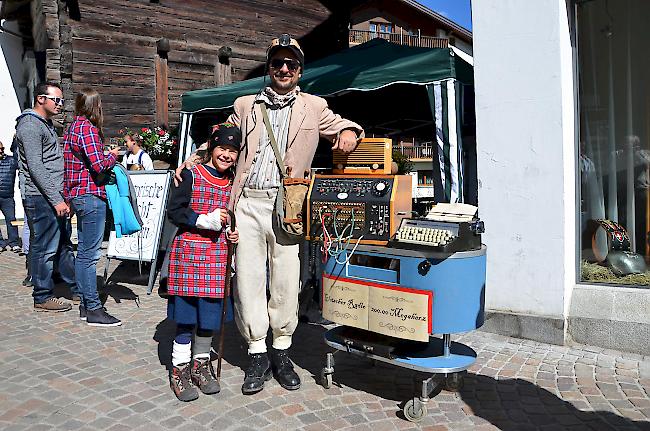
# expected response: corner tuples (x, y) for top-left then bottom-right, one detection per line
(388, 203), (484, 252)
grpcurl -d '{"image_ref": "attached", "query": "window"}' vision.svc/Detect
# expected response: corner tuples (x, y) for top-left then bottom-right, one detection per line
(370, 21), (393, 34)
(577, 0), (650, 286)
(418, 170), (434, 187)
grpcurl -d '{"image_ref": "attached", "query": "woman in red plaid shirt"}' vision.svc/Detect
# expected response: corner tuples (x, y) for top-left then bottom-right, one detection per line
(165, 122), (240, 401)
(63, 88), (121, 327)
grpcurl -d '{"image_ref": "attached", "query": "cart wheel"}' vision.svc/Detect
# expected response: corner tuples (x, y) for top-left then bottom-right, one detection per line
(444, 372), (464, 392)
(403, 399), (427, 422)
(321, 369), (332, 389)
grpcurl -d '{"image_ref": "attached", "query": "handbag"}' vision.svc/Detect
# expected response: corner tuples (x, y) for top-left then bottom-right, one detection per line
(71, 146), (115, 186)
(260, 103), (310, 237)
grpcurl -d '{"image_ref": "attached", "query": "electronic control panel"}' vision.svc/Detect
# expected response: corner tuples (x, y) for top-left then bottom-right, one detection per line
(307, 175), (412, 245)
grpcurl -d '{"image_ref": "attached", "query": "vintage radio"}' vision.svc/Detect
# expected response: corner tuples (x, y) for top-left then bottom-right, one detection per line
(332, 137), (393, 175)
(307, 174), (412, 245)
(388, 203), (484, 253)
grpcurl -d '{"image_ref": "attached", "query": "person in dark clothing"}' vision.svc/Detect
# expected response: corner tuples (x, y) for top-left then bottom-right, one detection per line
(13, 137), (33, 287)
(0, 140), (20, 252)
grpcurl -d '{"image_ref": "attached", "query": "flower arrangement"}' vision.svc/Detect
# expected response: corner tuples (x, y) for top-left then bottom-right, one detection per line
(118, 126), (179, 162)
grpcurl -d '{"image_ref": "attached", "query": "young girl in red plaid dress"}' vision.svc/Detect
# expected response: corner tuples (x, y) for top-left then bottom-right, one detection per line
(165, 122), (240, 401)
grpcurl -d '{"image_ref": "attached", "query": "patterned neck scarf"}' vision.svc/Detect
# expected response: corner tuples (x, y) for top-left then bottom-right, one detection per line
(259, 86), (300, 108)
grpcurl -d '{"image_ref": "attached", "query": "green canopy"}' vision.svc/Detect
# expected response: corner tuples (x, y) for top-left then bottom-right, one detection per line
(181, 39), (473, 113)
(178, 39), (473, 203)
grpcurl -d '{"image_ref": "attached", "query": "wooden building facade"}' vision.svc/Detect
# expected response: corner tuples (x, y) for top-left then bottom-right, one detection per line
(349, 0), (472, 53)
(1, 0), (357, 137)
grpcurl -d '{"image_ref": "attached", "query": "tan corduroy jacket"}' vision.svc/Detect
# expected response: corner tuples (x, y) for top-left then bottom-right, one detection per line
(226, 92), (364, 210)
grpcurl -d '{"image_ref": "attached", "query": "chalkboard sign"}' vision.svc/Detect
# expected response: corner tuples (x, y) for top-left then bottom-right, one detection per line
(107, 170), (172, 262)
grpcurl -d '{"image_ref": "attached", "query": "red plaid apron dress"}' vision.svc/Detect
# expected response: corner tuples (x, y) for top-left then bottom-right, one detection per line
(167, 164), (231, 298)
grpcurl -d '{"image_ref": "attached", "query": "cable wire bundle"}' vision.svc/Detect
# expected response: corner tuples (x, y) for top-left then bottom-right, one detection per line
(319, 207), (363, 265)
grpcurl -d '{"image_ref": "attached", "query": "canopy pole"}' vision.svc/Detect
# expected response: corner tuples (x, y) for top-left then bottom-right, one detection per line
(426, 82), (446, 203)
(426, 80), (464, 203)
(177, 113), (194, 166)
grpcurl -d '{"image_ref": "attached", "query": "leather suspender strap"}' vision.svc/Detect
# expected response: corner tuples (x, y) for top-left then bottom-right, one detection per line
(259, 103), (287, 179)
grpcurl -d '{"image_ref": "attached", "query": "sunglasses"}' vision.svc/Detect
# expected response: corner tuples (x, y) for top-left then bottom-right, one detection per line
(38, 95), (65, 106)
(269, 58), (301, 71)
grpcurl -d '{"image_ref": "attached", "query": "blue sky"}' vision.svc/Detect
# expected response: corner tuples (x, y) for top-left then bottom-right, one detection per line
(417, 0), (472, 31)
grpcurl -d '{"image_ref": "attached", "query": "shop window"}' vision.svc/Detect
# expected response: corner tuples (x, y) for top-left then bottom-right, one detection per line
(577, 0), (650, 286)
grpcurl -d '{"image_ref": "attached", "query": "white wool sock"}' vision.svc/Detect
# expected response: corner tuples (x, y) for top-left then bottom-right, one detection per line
(172, 341), (192, 367)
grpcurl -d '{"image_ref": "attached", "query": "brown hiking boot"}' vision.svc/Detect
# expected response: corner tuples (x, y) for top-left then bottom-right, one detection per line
(191, 357), (221, 395)
(170, 362), (199, 402)
(34, 298), (72, 312)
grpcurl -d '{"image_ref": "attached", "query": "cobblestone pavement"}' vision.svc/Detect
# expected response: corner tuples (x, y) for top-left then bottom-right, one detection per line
(1, 246), (649, 431)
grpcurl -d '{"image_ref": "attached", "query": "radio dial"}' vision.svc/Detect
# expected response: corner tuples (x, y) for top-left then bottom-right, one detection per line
(371, 180), (389, 197)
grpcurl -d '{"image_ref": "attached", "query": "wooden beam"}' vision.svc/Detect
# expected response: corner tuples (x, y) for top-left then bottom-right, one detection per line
(155, 55), (169, 127)
(216, 45), (232, 86)
(216, 62), (232, 87)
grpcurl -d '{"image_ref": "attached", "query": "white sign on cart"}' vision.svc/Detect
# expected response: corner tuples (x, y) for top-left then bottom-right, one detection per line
(106, 170), (172, 291)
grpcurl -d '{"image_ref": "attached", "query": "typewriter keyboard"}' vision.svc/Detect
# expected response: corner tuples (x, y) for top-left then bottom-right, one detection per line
(395, 225), (456, 246)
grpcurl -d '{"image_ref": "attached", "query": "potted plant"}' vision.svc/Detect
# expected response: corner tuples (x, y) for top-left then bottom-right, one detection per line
(136, 126), (179, 169)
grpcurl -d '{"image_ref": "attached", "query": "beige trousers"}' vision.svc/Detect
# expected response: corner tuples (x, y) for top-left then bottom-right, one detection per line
(234, 188), (301, 354)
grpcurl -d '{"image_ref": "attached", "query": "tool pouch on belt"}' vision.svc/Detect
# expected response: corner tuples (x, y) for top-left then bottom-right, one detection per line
(260, 103), (310, 238)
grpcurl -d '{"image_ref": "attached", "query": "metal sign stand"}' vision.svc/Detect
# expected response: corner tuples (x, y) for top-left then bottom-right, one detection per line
(102, 245), (162, 295)
(103, 170), (172, 295)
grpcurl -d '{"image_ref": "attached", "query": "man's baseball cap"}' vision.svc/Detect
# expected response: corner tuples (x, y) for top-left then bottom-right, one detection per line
(266, 34), (304, 67)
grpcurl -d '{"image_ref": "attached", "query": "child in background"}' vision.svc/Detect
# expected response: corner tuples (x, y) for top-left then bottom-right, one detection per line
(165, 122), (240, 402)
(121, 133), (153, 171)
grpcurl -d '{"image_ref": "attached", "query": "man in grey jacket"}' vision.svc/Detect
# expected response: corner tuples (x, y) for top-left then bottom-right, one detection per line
(16, 82), (77, 312)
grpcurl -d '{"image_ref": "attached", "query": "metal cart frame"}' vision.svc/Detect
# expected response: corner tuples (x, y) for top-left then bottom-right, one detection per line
(319, 245), (486, 422)
(321, 329), (476, 421)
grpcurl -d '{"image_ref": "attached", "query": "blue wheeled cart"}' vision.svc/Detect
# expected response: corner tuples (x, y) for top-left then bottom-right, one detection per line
(320, 244), (486, 422)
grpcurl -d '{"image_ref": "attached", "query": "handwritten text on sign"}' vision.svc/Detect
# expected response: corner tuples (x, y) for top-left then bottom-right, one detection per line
(107, 171), (171, 262)
(322, 274), (432, 342)
(368, 286), (431, 342)
(322, 275), (368, 330)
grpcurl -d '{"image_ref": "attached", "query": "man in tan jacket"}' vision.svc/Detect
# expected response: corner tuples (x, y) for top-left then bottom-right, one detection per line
(229, 35), (363, 394)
